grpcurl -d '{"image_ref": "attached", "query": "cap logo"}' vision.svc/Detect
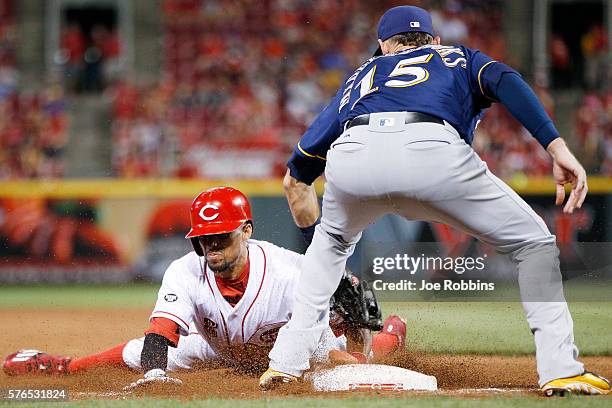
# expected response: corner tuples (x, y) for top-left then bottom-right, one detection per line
(199, 203), (219, 221)
(410, 21), (420, 28)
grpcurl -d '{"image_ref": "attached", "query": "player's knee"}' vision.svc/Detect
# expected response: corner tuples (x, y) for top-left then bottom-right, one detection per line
(529, 231), (557, 248)
(510, 238), (559, 267)
(496, 226), (556, 254)
(121, 338), (145, 370)
(317, 222), (361, 248)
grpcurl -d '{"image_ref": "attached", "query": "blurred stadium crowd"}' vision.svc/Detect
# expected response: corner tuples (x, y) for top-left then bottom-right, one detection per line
(0, 3), (70, 178)
(0, 0), (610, 179)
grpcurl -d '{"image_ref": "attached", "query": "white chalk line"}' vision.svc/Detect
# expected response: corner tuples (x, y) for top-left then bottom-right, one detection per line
(72, 388), (537, 399)
(442, 387), (537, 394)
(73, 391), (130, 399)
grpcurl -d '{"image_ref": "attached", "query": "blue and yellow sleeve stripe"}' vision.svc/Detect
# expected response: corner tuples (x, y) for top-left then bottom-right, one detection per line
(477, 60), (498, 101)
(297, 142), (326, 161)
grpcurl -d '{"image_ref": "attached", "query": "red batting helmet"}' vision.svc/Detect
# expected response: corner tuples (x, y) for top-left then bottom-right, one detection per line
(186, 187), (253, 255)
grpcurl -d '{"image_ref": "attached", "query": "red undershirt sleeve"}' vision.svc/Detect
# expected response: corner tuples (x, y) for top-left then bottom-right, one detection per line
(145, 317), (180, 347)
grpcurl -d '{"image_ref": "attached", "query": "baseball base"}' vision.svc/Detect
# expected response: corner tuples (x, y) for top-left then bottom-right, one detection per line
(307, 364), (438, 392)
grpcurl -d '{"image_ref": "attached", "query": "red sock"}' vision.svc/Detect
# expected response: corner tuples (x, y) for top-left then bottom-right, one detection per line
(68, 342), (128, 373)
(372, 333), (399, 358)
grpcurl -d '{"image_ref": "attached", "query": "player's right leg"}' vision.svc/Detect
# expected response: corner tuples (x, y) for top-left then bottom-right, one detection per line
(391, 130), (595, 393)
(267, 126), (390, 381)
(372, 315), (407, 357)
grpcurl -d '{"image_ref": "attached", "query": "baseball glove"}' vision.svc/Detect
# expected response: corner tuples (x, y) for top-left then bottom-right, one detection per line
(330, 270), (383, 357)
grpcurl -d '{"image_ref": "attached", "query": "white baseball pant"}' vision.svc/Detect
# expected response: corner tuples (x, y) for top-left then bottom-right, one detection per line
(269, 112), (583, 386)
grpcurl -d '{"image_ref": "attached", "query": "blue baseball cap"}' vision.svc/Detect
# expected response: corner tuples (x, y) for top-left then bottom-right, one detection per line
(374, 6), (435, 56)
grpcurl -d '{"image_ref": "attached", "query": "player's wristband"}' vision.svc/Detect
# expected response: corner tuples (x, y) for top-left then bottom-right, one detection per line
(299, 220), (319, 246)
(141, 333), (171, 372)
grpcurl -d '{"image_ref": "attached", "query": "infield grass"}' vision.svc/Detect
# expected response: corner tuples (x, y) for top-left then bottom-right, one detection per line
(0, 285), (611, 356)
(385, 301), (612, 356)
(9, 396), (612, 408)
(0, 284), (156, 308)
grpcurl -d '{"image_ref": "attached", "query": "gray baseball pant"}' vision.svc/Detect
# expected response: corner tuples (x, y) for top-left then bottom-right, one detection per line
(269, 112), (583, 386)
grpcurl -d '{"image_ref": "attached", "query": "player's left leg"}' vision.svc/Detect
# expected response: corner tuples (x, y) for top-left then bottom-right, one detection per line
(388, 131), (585, 389)
(3, 342), (129, 375)
(416, 171), (583, 388)
(3, 350), (73, 375)
(68, 343), (128, 373)
(268, 127), (391, 379)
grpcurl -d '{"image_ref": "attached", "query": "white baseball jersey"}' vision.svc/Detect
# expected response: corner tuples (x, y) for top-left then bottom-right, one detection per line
(142, 239), (344, 368)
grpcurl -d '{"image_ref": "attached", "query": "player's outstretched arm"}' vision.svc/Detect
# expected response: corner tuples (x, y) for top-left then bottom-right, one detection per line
(124, 333), (182, 391)
(546, 138), (588, 214)
(492, 72), (588, 213)
(283, 168), (320, 244)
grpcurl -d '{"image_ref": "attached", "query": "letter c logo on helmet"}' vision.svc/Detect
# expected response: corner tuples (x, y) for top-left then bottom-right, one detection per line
(199, 203), (219, 221)
(185, 186), (253, 256)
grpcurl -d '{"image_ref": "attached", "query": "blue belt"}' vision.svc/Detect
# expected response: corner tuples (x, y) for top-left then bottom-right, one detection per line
(345, 112), (444, 130)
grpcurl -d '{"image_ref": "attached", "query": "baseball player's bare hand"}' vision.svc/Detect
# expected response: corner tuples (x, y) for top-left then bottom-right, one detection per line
(123, 368), (183, 391)
(328, 349), (361, 364)
(283, 169), (320, 227)
(547, 138), (588, 214)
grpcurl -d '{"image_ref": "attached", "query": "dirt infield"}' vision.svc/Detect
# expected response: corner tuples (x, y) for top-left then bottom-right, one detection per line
(1, 308), (611, 399)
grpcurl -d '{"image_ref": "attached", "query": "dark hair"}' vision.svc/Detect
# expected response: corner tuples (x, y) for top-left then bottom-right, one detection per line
(387, 32), (434, 47)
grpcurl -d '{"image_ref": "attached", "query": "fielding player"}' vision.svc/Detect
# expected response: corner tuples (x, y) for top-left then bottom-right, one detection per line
(2, 187), (405, 388)
(261, 5), (609, 397)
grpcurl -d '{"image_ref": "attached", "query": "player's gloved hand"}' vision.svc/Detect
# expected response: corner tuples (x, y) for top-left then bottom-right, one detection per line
(546, 138), (588, 214)
(123, 368), (183, 391)
(330, 270), (383, 333)
(329, 270), (382, 359)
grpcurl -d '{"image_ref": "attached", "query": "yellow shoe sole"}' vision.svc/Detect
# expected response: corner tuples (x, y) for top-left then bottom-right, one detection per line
(542, 372), (611, 397)
(259, 368), (298, 390)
